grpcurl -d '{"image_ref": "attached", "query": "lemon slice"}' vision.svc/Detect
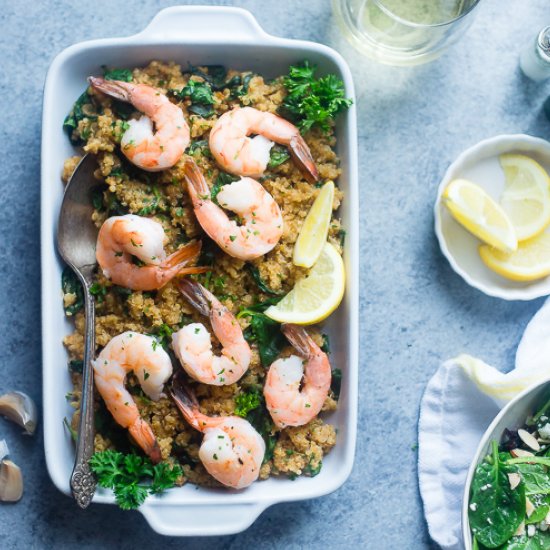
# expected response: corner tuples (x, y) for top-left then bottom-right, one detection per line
(265, 242), (345, 325)
(499, 154), (550, 241)
(479, 232), (550, 281)
(442, 178), (517, 253)
(293, 180), (335, 268)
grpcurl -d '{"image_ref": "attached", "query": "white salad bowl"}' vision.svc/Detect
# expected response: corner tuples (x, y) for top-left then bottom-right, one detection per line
(434, 134), (550, 301)
(41, 6), (359, 536)
(462, 378), (550, 549)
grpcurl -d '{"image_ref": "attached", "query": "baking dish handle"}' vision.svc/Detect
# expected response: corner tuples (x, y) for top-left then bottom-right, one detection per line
(140, 500), (269, 536)
(136, 6), (271, 42)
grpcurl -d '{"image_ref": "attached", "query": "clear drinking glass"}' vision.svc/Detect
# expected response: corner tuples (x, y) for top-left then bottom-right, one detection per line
(332, 0), (481, 66)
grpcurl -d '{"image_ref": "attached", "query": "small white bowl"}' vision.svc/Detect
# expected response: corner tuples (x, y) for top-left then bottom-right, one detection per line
(462, 377), (550, 549)
(434, 134), (550, 301)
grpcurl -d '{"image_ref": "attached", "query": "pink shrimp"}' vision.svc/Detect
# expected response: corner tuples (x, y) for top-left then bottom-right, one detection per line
(264, 324), (332, 428)
(183, 158), (283, 260)
(96, 214), (206, 291)
(89, 77), (190, 171)
(172, 279), (251, 385)
(92, 331), (173, 463)
(170, 375), (265, 489)
(209, 106), (319, 183)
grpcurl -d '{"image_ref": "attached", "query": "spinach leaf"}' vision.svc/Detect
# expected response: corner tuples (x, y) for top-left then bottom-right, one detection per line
(113, 285), (133, 300)
(91, 187), (105, 211)
(321, 333), (331, 353)
(106, 193), (129, 216)
(150, 323), (174, 350)
(499, 531), (550, 549)
(331, 368), (342, 399)
(112, 100), (135, 120)
(511, 463), (550, 496)
(175, 80), (215, 105)
(190, 64), (227, 90)
(229, 72), (255, 99)
(246, 399), (276, 463)
(248, 265), (284, 296)
(62, 267), (84, 315)
(267, 145), (290, 169)
(103, 67), (133, 82)
(69, 359), (84, 374)
(237, 297), (281, 317)
(525, 494), (550, 524)
(187, 139), (212, 158)
(173, 79), (216, 118)
(63, 91), (96, 144)
(188, 103), (215, 118)
(469, 441), (525, 548)
(245, 313), (287, 367)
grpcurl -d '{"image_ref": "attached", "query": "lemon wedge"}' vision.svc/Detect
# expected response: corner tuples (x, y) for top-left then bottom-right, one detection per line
(479, 232), (550, 281)
(265, 242), (345, 325)
(499, 154), (550, 241)
(442, 178), (517, 253)
(293, 180), (335, 268)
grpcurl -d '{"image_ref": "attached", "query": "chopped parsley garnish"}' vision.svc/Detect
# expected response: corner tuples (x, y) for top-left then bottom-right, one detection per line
(103, 67), (133, 82)
(89, 450), (182, 510)
(281, 61), (352, 133)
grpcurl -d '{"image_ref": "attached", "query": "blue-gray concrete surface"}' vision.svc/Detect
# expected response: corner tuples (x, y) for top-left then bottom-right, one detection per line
(0, 0), (549, 548)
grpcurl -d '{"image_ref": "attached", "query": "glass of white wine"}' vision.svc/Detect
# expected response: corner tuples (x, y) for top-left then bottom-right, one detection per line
(332, 0), (481, 66)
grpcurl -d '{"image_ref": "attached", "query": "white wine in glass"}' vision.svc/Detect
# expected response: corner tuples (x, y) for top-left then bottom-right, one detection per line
(333, 0), (480, 66)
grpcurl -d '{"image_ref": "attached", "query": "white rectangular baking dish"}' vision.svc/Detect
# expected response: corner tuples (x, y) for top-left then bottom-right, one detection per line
(41, 6), (358, 536)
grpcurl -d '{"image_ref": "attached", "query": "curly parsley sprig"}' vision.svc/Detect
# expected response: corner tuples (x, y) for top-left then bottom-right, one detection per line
(281, 61), (352, 133)
(89, 450), (182, 510)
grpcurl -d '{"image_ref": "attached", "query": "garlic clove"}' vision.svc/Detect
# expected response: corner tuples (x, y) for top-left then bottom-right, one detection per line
(0, 460), (23, 502)
(0, 392), (37, 435)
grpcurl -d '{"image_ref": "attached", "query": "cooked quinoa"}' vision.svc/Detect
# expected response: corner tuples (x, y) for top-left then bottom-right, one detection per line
(62, 61), (343, 487)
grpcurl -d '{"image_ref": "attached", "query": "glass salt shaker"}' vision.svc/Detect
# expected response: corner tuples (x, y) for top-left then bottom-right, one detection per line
(520, 26), (550, 81)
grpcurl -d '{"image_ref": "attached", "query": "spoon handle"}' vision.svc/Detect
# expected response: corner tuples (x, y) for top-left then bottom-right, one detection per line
(70, 285), (97, 508)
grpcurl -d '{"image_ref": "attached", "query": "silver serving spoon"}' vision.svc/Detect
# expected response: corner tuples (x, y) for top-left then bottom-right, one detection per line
(57, 154), (99, 508)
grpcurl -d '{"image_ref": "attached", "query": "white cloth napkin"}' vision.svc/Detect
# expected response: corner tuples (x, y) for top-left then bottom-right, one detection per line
(418, 298), (550, 549)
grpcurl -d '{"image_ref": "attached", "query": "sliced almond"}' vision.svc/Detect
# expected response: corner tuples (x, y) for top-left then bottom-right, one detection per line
(526, 497), (535, 518)
(508, 472), (521, 490)
(518, 429), (541, 451)
(511, 448), (535, 458)
(514, 521), (525, 537)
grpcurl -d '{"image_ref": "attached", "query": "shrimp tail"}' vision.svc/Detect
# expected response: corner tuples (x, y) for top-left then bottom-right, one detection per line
(289, 135), (319, 184)
(163, 240), (209, 276)
(178, 279), (213, 317)
(88, 76), (132, 102)
(128, 417), (163, 464)
(183, 158), (211, 201)
(281, 323), (318, 357)
(170, 372), (205, 431)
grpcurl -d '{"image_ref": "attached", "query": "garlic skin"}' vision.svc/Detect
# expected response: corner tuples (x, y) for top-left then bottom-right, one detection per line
(0, 392), (37, 435)
(0, 460), (23, 502)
